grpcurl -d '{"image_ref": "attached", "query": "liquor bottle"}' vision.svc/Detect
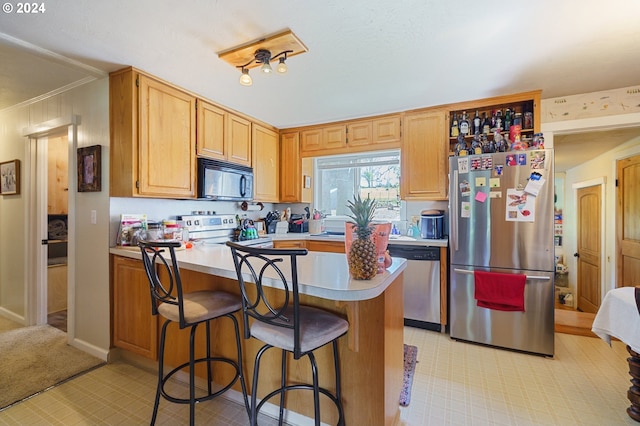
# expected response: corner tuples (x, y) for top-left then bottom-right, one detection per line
(504, 108), (512, 132)
(494, 110), (503, 132)
(450, 113), (459, 138)
(472, 110), (481, 135)
(482, 112), (491, 135)
(458, 111), (470, 136)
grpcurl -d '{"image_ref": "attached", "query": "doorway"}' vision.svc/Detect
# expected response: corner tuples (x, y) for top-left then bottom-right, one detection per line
(24, 117), (77, 340)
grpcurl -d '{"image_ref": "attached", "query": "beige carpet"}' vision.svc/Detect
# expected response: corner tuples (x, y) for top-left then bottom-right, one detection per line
(0, 323), (104, 409)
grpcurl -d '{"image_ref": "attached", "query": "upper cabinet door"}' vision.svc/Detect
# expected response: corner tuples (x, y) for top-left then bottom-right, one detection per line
(323, 125), (347, 150)
(346, 121), (372, 147)
(372, 116), (401, 145)
(401, 110), (448, 200)
(253, 124), (279, 202)
(138, 75), (196, 198)
(280, 131), (302, 202)
(196, 101), (226, 160)
(226, 113), (252, 167)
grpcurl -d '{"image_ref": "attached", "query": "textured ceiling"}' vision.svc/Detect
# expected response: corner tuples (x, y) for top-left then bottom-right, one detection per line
(0, 0), (639, 170)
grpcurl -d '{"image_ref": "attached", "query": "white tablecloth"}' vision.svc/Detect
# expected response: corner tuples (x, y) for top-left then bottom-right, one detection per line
(592, 287), (640, 353)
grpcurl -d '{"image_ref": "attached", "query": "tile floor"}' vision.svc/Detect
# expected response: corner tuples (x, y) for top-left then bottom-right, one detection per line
(0, 327), (636, 425)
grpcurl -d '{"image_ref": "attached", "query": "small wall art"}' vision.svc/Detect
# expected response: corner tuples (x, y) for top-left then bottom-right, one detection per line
(0, 159), (20, 195)
(77, 145), (102, 192)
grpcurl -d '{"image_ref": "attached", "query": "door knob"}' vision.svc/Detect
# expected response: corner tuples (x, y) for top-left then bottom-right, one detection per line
(573, 252), (579, 258)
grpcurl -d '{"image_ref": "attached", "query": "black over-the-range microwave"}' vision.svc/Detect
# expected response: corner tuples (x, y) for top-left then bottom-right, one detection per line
(197, 158), (254, 201)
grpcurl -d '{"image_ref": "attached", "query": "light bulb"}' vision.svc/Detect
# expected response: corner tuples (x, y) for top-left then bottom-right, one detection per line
(260, 62), (273, 74)
(276, 57), (288, 74)
(239, 69), (252, 86)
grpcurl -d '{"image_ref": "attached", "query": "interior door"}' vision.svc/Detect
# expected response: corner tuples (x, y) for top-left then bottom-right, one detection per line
(617, 154), (640, 287)
(576, 185), (601, 313)
(46, 134), (69, 331)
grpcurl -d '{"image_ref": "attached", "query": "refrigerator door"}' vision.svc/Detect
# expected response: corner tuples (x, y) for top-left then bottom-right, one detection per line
(449, 265), (555, 356)
(449, 149), (554, 272)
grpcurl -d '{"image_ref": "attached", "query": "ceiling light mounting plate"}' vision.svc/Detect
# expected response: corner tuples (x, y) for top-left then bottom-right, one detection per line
(217, 29), (307, 70)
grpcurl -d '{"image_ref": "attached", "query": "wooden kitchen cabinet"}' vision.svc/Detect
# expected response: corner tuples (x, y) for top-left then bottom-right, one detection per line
(307, 240), (345, 253)
(446, 90), (541, 155)
(226, 113), (252, 167)
(401, 109), (448, 200)
(280, 131), (313, 203)
(196, 100), (252, 167)
(280, 131), (302, 202)
(252, 123), (279, 202)
(347, 115), (401, 148)
(112, 255), (157, 360)
(196, 100), (226, 159)
(110, 68), (197, 198)
(273, 240), (307, 249)
(301, 124), (346, 153)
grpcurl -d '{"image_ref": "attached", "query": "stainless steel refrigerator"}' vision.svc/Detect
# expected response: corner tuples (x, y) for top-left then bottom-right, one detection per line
(448, 149), (555, 356)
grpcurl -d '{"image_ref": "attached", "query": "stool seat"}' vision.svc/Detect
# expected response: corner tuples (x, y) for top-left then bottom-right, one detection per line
(251, 305), (349, 354)
(158, 290), (242, 324)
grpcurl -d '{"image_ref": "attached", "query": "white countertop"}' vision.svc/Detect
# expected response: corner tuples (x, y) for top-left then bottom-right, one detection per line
(270, 232), (448, 247)
(110, 244), (406, 302)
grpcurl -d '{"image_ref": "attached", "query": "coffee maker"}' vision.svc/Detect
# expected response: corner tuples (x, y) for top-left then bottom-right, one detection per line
(420, 209), (445, 239)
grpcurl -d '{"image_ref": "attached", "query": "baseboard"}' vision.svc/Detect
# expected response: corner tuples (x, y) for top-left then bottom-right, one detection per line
(69, 336), (109, 362)
(0, 307), (25, 325)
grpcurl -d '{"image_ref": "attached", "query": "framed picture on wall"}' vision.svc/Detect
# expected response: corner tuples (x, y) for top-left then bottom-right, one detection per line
(77, 145), (102, 192)
(0, 159), (20, 195)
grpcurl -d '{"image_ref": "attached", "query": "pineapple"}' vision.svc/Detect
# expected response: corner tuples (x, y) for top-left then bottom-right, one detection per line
(346, 194), (378, 280)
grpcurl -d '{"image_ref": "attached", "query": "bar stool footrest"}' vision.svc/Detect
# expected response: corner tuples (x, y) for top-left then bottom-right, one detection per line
(160, 357), (241, 405)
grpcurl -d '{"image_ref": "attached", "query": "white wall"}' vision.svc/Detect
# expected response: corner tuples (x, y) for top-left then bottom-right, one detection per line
(0, 78), (111, 359)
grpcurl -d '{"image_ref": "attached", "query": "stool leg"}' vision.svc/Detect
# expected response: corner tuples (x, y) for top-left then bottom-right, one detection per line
(307, 352), (320, 426)
(151, 320), (170, 425)
(205, 320), (213, 396)
(228, 314), (250, 419)
(333, 340), (345, 426)
(278, 349), (287, 425)
(189, 323), (198, 426)
(251, 345), (271, 426)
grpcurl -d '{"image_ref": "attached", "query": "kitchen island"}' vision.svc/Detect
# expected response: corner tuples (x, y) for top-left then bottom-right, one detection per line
(110, 244), (406, 426)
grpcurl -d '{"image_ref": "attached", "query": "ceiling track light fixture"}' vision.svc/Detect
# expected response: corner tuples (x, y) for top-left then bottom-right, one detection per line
(217, 29), (308, 87)
(236, 49), (292, 85)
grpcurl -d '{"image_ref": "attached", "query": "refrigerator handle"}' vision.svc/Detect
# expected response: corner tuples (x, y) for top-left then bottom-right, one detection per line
(453, 268), (551, 280)
(451, 169), (459, 252)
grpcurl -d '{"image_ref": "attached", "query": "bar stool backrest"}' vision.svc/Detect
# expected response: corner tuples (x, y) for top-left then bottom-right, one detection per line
(138, 240), (188, 328)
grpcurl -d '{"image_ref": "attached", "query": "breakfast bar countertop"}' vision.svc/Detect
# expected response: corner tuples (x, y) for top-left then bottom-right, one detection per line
(110, 244), (406, 302)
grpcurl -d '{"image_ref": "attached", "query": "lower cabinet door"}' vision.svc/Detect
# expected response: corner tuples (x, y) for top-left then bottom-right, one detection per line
(113, 255), (158, 360)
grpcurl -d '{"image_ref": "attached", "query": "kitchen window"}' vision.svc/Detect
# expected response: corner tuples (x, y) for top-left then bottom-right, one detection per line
(314, 150), (401, 221)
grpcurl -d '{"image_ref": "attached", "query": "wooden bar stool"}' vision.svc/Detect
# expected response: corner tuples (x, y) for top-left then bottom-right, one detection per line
(226, 241), (348, 426)
(138, 240), (250, 426)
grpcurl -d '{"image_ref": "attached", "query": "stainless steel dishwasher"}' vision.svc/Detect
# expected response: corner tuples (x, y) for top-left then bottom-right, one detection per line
(387, 244), (441, 331)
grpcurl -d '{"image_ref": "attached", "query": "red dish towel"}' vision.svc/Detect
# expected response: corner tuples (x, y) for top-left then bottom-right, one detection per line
(474, 270), (526, 312)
